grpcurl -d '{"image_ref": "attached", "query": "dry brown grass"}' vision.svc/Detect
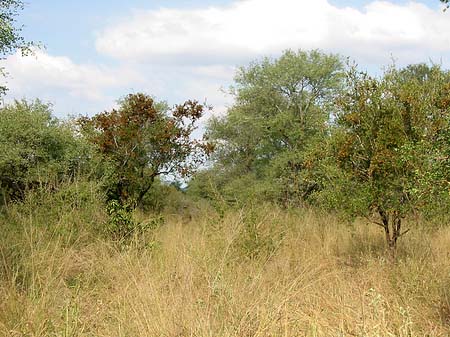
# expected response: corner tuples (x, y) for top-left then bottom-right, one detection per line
(1, 202), (450, 336)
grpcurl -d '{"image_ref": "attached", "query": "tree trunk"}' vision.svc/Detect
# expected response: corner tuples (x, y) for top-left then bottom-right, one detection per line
(378, 208), (402, 261)
(136, 175), (156, 209)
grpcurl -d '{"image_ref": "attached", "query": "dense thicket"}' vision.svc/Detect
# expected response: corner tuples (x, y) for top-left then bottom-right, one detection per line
(0, 100), (91, 204)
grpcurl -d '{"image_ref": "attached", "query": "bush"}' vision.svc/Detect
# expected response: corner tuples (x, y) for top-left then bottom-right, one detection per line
(104, 200), (165, 241)
(0, 100), (92, 204)
(232, 204), (285, 260)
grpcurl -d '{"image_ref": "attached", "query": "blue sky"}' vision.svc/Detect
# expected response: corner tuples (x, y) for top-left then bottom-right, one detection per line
(2, 0), (449, 119)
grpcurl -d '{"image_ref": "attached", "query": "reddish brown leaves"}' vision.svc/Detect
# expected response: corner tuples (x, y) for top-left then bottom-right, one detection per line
(78, 93), (213, 206)
(173, 100), (206, 120)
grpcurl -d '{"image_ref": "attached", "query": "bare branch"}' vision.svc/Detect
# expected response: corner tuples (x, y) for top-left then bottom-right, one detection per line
(398, 228), (411, 238)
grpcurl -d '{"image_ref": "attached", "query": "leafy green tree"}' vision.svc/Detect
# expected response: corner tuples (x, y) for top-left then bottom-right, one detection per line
(0, 0), (34, 95)
(331, 64), (450, 255)
(205, 49), (344, 204)
(79, 93), (213, 208)
(405, 65), (450, 221)
(0, 100), (90, 203)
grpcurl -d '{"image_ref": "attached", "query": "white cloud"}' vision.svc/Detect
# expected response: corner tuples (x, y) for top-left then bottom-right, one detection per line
(1, 50), (142, 101)
(95, 0), (450, 67)
(0, 50), (149, 116)
(0, 49), (233, 119)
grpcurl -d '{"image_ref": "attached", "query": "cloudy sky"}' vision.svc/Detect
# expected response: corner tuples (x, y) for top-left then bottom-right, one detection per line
(1, 0), (449, 119)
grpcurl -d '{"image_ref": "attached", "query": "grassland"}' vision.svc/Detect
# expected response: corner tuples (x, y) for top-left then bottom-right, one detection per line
(1, 185), (449, 336)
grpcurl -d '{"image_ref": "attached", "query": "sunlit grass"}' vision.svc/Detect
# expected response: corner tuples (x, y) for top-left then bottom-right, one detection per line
(1, 195), (449, 336)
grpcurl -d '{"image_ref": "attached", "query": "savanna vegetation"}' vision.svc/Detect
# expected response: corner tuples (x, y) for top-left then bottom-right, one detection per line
(1, 2), (450, 337)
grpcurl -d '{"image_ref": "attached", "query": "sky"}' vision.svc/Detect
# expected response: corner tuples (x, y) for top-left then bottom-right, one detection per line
(1, 0), (449, 120)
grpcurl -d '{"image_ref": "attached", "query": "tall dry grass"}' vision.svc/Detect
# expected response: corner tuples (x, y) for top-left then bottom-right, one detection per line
(1, 189), (449, 336)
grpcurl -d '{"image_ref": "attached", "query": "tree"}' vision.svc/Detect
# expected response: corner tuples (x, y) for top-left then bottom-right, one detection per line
(332, 64), (450, 256)
(0, 0), (34, 95)
(0, 100), (89, 203)
(404, 64), (450, 220)
(205, 49), (344, 204)
(79, 93), (213, 208)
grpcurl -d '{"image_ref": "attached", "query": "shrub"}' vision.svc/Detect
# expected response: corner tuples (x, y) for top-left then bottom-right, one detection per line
(0, 100), (91, 204)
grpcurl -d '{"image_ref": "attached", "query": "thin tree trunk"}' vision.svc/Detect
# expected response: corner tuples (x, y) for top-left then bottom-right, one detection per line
(378, 208), (402, 261)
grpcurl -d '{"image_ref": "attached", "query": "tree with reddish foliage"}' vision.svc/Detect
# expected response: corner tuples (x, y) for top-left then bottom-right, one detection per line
(79, 93), (213, 208)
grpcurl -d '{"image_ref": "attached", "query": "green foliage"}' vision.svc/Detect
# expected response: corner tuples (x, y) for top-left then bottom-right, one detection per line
(0, 100), (91, 204)
(232, 205), (285, 260)
(0, 0), (35, 95)
(139, 178), (174, 212)
(140, 178), (190, 213)
(104, 200), (165, 241)
(104, 200), (137, 240)
(0, 1), (30, 55)
(333, 64), (449, 214)
(322, 63), (450, 251)
(79, 93), (212, 208)
(194, 53), (449, 255)
(203, 49), (345, 205)
(1, 178), (106, 254)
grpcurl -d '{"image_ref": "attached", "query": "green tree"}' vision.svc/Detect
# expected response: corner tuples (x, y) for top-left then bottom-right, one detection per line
(79, 93), (213, 208)
(0, 100), (90, 203)
(331, 64), (450, 255)
(205, 49), (344, 204)
(0, 0), (34, 95)
(405, 65), (450, 221)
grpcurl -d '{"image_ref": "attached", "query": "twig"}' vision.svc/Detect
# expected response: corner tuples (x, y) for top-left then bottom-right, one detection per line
(398, 228), (411, 238)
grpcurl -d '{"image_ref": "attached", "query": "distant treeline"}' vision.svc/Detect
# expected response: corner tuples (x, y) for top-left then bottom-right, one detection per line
(1, 50), (449, 253)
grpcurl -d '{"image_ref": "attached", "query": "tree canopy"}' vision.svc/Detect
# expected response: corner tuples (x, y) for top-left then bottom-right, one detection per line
(324, 64), (450, 253)
(203, 49), (344, 204)
(80, 93), (213, 208)
(0, 100), (89, 203)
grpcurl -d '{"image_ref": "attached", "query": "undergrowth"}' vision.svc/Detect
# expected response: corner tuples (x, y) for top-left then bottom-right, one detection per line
(1, 186), (449, 336)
